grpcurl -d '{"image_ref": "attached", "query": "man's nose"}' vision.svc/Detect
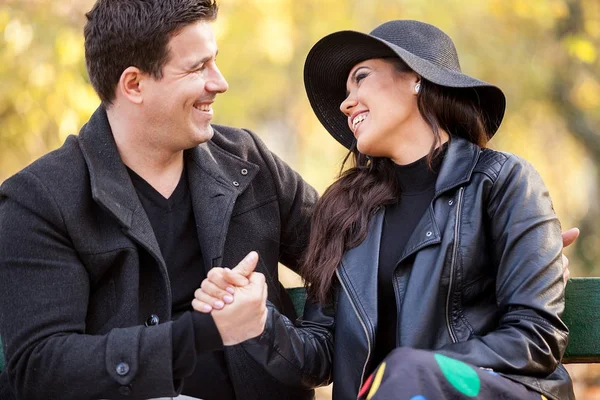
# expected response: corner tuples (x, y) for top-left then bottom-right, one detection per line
(206, 64), (228, 93)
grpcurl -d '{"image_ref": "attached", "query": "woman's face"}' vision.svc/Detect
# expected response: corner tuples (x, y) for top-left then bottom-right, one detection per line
(340, 58), (421, 159)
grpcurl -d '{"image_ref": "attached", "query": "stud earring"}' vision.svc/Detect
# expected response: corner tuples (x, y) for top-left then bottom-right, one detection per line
(415, 83), (421, 94)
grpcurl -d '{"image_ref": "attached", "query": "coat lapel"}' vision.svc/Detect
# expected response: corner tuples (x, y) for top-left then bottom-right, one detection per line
(186, 132), (259, 272)
(78, 107), (165, 269)
(397, 205), (441, 264)
(337, 210), (384, 335)
(398, 136), (481, 264)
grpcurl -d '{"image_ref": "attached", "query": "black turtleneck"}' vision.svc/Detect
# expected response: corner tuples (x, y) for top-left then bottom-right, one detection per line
(372, 144), (447, 371)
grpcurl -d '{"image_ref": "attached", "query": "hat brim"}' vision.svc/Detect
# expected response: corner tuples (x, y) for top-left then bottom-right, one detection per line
(304, 30), (506, 149)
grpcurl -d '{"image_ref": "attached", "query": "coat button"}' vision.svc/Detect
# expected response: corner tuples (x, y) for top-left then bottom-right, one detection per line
(119, 385), (132, 396)
(145, 314), (159, 327)
(241, 168), (248, 176)
(116, 362), (130, 376)
(448, 200), (454, 206)
(232, 181), (240, 187)
(426, 231), (433, 237)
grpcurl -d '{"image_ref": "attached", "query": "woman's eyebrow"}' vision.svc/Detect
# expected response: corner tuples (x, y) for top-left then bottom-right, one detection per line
(346, 66), (370, 96)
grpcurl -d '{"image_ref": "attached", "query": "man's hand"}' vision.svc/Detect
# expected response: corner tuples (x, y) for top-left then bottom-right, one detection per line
(192, 252), (268, 345)
(210, 270), (268, 346)
(562, 227), (579, 284)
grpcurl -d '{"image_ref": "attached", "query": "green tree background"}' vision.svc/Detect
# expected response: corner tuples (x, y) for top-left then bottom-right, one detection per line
(2, 0), (600, 397)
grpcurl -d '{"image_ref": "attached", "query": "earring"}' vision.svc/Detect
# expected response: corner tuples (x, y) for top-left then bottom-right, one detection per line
(415, 83), (421, 94)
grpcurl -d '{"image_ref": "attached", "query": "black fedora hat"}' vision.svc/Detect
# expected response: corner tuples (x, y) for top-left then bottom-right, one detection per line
(303, 20), (506, 149)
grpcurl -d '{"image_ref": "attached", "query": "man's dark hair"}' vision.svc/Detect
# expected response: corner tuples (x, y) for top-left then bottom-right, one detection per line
(84, 0), (218, 105)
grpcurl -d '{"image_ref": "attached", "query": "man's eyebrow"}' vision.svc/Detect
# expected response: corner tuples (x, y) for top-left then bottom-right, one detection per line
(186, 50), (219, 71)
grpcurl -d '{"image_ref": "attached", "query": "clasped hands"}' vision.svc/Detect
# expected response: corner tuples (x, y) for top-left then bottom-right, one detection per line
(192, 251), (268, 346)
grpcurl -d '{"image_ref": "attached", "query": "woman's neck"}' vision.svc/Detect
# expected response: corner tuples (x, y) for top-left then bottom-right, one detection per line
(389, 121), (450, 166)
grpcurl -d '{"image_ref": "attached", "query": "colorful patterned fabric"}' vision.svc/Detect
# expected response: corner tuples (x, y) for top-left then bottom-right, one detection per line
(358, 347), (548, 400)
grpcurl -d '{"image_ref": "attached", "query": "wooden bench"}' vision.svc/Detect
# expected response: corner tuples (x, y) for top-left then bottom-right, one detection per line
(0, 278), (597, 375)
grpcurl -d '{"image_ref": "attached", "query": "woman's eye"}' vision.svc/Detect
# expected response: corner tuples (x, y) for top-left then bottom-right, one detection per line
(355, 73), (368, 83)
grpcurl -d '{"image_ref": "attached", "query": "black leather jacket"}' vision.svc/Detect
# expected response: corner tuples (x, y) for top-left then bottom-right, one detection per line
(243, 136), (574, 400)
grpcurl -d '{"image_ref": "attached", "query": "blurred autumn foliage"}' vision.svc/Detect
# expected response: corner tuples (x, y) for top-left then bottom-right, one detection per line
(1, 0), (600, 398)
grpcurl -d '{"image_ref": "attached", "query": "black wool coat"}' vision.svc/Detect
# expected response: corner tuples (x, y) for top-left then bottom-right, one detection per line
(0, 106), (317, 400)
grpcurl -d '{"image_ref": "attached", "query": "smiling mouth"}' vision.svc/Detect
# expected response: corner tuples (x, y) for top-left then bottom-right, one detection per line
(352, 112), (368, 131)
(193, 103), (212, 112)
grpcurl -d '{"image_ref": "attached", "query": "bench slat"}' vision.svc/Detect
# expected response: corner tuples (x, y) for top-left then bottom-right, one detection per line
(562, 277), (600, 363)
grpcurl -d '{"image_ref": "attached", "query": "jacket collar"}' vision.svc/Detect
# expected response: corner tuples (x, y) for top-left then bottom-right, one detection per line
(434, 135), (481, 197)
(77, 106), (258, 273)
(397, 135), (481, 263)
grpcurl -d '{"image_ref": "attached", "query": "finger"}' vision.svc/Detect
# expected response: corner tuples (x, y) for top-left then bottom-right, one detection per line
(232, 251), (259, 278)
(191, 298), (213, 313)
(248, 272), (268, 303)
(248, 271), (266, 285)
(562, 228), (580, 248)
(224, 268), (250, 287)
(194, 289), (225, 309)
(199, 281), (233, 307)
(194, 288), (228, 309)
(207, 268), (237, 293)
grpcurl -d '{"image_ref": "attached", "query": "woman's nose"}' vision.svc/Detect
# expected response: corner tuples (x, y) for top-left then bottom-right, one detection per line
(340, 94), (358, 116)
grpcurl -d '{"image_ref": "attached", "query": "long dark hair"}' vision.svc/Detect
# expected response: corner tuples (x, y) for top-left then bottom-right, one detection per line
(301, 57), (490, 303)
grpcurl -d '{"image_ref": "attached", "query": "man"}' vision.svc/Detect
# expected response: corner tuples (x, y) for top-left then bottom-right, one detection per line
(0, 1), (316, 399)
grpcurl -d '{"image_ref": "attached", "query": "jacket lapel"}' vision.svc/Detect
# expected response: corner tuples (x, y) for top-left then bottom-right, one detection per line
(186, 131), (259, 272)
(398, 136), (481, 263)
(78, 107), (165, 270)
(338, 210), (384, 335)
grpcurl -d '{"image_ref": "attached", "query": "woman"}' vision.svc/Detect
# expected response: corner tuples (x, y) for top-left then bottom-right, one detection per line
(194, 20), (574, 400)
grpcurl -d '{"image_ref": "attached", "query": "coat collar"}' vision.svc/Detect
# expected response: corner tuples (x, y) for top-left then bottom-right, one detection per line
(77, 106), (258, 273)
(434, 135), (481, 197)
(397, 135), (482, 263)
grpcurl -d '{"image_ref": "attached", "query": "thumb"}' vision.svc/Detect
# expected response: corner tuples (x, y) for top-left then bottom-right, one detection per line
(232, 251), (259, 277)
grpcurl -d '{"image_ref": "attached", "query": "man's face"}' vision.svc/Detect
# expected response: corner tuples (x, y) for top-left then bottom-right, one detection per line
(141, 21), (228, 152)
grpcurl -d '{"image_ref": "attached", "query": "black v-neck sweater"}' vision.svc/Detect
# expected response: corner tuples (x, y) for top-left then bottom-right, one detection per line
(128, 167), (234, 399)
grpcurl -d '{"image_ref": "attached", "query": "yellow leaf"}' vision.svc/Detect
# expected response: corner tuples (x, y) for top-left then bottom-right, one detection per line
(566, 36), (597, 64)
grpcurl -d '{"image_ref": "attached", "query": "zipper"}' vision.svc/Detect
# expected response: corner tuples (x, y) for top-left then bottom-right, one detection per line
(446, 187), (464, 344)
(392, 270), (402, 347)
(336, 269), (372, 387)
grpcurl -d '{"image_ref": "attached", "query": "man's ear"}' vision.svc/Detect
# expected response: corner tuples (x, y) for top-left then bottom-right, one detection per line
(117, 66), (144, 105)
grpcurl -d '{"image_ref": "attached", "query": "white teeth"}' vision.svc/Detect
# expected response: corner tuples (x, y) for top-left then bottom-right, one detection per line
(352, 113), (368, 130)
(194, 104), (211, 112)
